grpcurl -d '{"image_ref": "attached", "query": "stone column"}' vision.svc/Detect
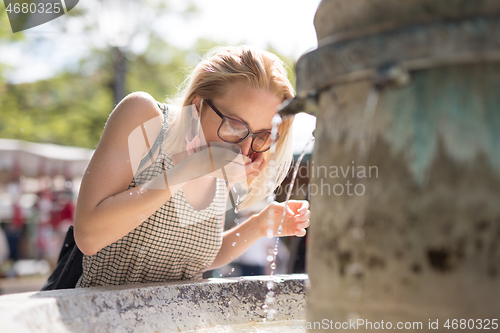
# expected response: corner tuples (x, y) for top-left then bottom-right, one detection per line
(304, 1), (500, 331)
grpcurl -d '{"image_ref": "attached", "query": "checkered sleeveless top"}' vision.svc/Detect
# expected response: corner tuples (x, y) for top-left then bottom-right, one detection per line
(76, 103), (227, 288)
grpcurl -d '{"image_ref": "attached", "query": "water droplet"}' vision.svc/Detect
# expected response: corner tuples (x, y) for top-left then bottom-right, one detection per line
(273, 248), (278, 256)
(231, 268), (235, 272)
(267, 193), (274, 204)
(219, 274), (222, 277)
(352, 227), (365, 240)
(270, 263), (276, 270)
(271, 114), (282, 126)
(234, 218), (239, 225)
(266, 255), (274, 262)
(234, 206), (239, 214)
(267, 291), (275, 298)
(347, 263), (364, 277)
(266, 229), (273, 238)
(236, 233), (240, 237)
(232, 242), (237, 246)
(277, 225), (283, 234)
(262, 304), (268, 310)
(267, 281), (274, 289)
(267, 309), (277, 320)
(347, 312), (361, 321)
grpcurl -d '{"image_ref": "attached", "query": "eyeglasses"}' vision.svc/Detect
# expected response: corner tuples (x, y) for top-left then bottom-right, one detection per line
(205, 99), (278, 153)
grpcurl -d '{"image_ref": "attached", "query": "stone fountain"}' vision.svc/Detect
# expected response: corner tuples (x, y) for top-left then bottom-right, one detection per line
(287, 0), (500, 331)
(2, 1), (500, 332)
(0, 275), (307, 332)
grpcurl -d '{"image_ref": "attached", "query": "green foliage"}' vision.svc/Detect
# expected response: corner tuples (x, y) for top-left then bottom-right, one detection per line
(0, 2), (25, 41)
(0, 70), (112, 148)
(127, 36), (191, 103)
(0, 2), (297, 149)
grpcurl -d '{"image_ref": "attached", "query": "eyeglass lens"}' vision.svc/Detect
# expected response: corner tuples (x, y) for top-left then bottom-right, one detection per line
(219, 118), (273, 152)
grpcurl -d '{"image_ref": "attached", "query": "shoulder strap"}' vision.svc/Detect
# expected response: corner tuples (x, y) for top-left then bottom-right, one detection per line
(136, 102), (169, 171)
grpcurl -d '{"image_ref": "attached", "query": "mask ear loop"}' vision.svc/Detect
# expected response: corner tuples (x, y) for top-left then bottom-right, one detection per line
(197, 99), (204, 138)
(185, 100), (203, 156)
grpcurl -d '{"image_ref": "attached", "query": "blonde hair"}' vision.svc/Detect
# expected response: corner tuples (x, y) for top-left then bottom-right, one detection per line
(163, 45), (295, 210)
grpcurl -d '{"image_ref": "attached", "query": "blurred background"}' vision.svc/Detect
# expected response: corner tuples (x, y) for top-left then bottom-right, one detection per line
(0, 0), (318, 294)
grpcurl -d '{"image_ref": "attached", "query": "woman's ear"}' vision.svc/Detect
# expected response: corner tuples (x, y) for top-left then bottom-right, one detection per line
(192, 96), (202, 116)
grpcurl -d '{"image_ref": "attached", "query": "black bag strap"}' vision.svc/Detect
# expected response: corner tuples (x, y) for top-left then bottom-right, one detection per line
(41, 225), (83, 291)
(54, 243), (79, 289)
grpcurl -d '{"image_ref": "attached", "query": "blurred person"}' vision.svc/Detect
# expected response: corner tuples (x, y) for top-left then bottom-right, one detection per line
(0, 226), (10, 265)
(35, 190), (53, 261)
(68, 45), (311, 288)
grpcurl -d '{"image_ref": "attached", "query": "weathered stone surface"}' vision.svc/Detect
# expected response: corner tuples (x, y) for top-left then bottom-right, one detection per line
(314, 0), (500, 41)
(296, 15), (500, 96)
(0, 274), (307, 333)
(306, 64), (500, 332)
(304, 2), (500, 331)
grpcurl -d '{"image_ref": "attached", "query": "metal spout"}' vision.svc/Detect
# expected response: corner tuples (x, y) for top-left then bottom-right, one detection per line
(277, 90), (318, 118)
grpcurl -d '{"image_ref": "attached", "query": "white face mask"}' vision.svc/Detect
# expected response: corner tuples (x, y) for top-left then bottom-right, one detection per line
(184, 99), (206, 156)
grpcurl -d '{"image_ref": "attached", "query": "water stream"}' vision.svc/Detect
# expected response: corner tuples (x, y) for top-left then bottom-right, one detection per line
(261, 114), (315, 321)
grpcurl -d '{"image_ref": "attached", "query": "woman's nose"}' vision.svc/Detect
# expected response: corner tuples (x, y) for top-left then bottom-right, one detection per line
(238, 136), (253, 156)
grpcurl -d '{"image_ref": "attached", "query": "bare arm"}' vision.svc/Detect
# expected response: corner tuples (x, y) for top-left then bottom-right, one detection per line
(74, 91), (268, 256)
(74, 92), (191, 255)
(206, 199), (311, 271)
(207, 213), (265, 271)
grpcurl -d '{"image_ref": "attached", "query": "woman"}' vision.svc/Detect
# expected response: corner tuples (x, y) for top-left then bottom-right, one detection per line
(73, 45), (311, 288)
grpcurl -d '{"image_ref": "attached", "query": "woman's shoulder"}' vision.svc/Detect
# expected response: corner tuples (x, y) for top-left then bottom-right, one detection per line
(114, 91), (165, 121)
(103, 92), (168, 142)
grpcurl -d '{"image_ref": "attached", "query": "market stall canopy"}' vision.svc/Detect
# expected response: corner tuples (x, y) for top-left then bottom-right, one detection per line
(0, 139), (94, 180)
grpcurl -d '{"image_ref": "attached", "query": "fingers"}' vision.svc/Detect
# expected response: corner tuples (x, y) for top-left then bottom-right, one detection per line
(294, 210), (311, 222)
(245, 155), (265, 180)
(296, 218), (310, 229)
(286, 200), (310, 215)
(292, 218), (309, 237)
(295, 228), (307, 237)
(298, 201), (309, 215)
(289, 201), (310, 237)
(252, 152), (265, 165)
(260, 201), (310, 238)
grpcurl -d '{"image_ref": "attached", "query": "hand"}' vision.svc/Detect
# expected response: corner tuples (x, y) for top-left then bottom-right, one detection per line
(244, 151), (265, 182)
(257, 200), (311, 237)
(195, 142), (263, 184)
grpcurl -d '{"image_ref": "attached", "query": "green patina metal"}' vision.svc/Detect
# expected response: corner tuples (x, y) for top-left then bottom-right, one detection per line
(381, 64), (500, 184)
